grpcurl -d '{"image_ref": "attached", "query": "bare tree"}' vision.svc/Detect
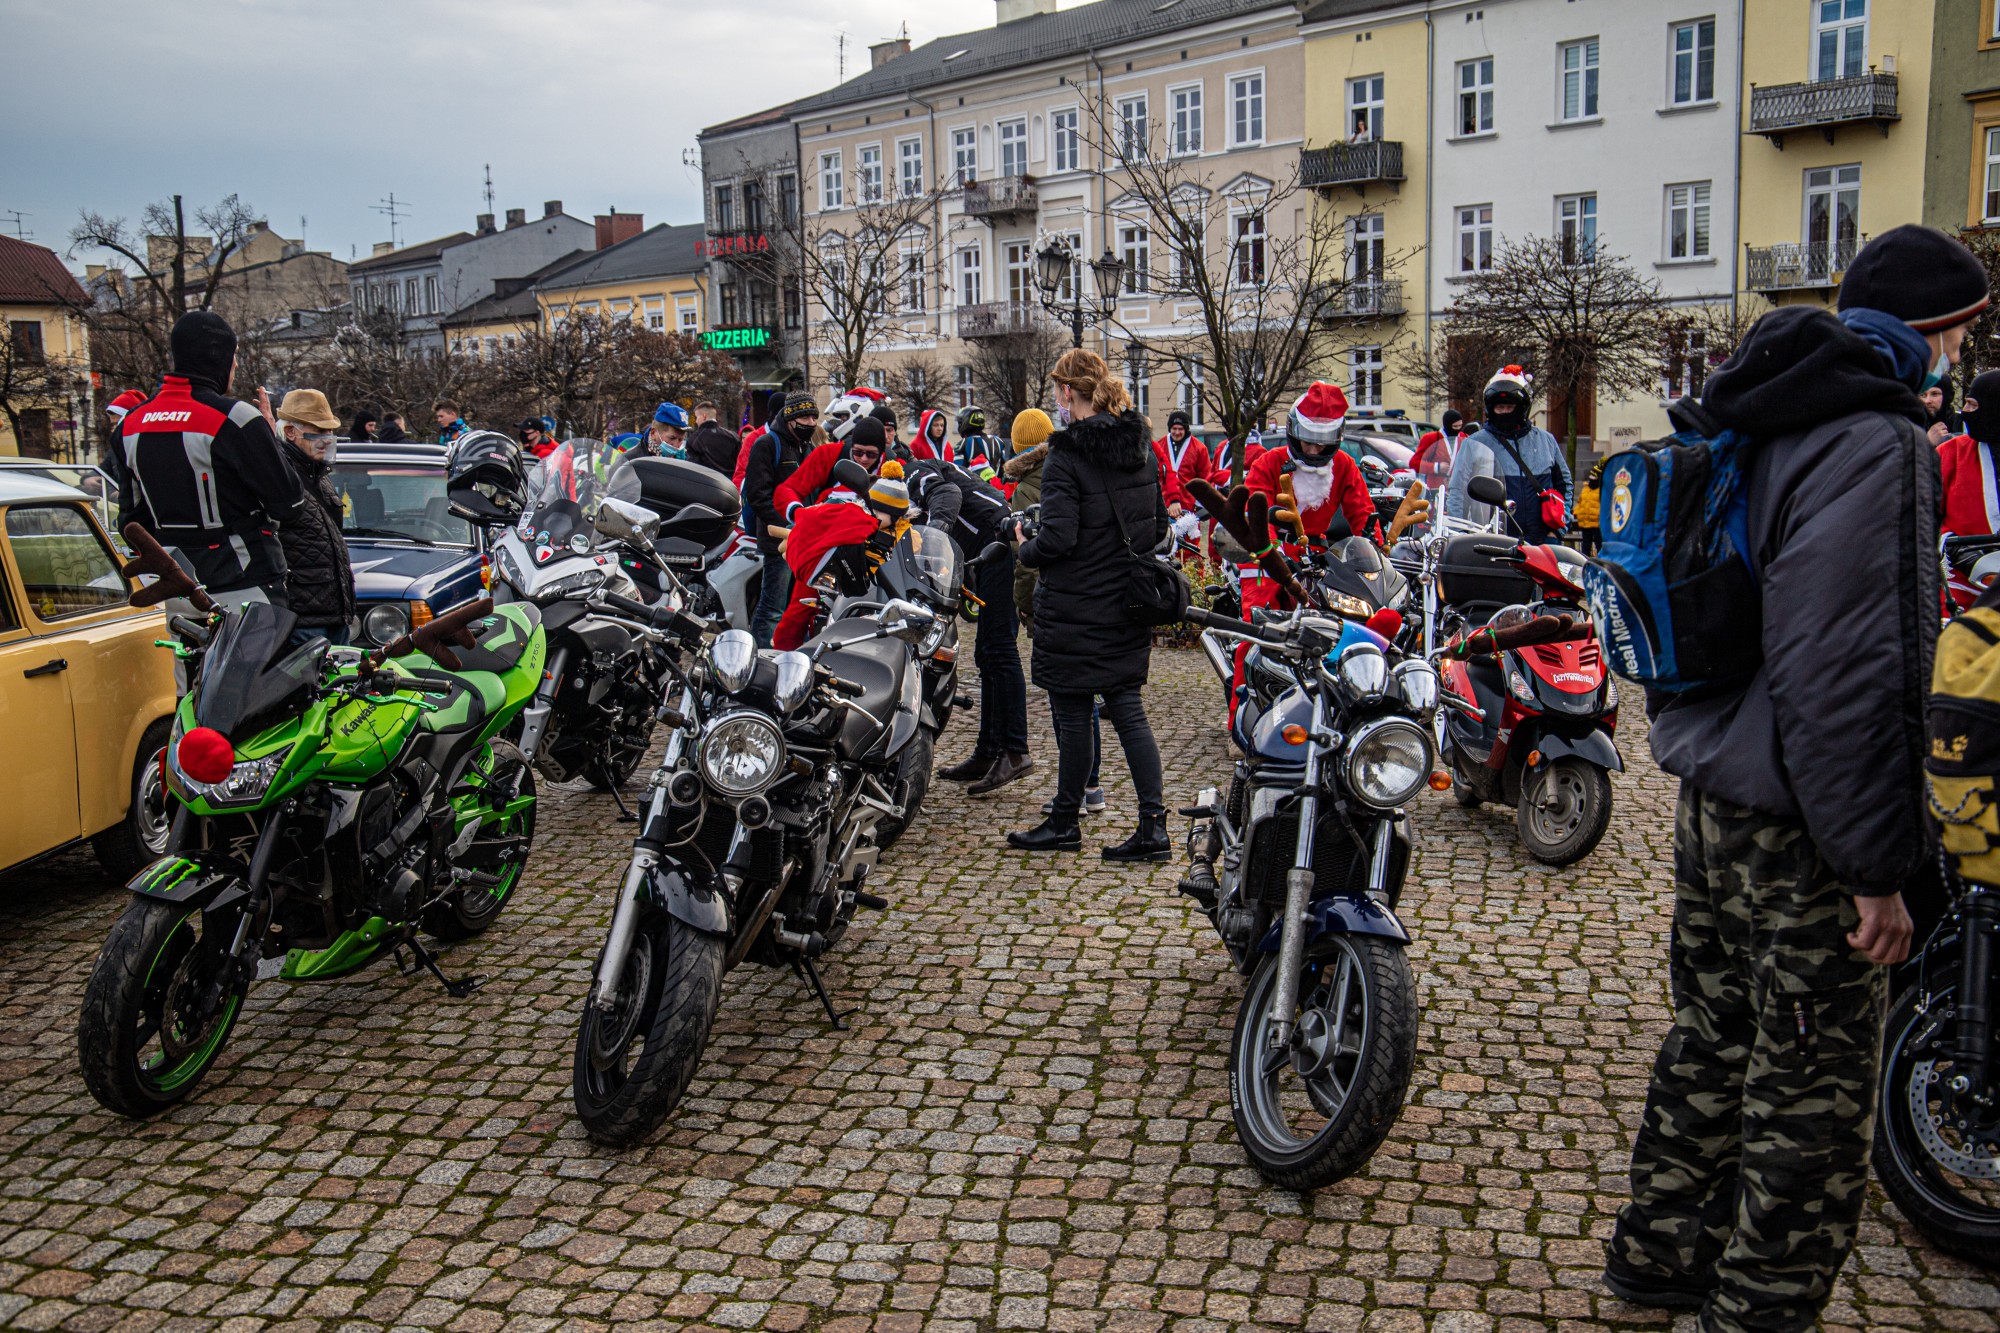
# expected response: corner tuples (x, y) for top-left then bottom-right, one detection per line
(1395, 327), (1514, 422)
(891, 351), (947, 417)
(68, 194), (262, 386)
(302, 307), (481, 429)
(611, 328), (748, 430)
(964, 322), (1071, 428)
(1424, 235), (1672, 468)
(1957, 228), (2000, 393)
(462, 315), (749, 437)
(0, 323), (86, 460)
(800, 178), (944, 394)
(1659, 301), (1753, 404)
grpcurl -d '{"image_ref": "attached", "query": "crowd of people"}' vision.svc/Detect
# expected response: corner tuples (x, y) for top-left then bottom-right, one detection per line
(95, 218), (2000, 1333)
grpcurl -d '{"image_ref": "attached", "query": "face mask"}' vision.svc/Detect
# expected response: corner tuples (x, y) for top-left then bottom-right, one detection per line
(1055, 404), (1073, 427)
(1923, 348), (1950, 393)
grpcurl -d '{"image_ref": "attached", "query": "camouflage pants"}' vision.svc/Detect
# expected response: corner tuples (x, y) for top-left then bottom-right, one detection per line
(1610, 784), (1889, 1333)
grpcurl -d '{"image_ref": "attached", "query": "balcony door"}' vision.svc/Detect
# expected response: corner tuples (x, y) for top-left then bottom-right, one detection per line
(1347, 75), (1384, 143)
(1804, 164), (1860, 281)
(1812, 0), (1867, 83)
(1348, 214), (1384, 314)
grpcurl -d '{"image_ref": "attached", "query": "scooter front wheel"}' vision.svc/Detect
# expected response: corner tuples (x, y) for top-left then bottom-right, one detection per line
(1516, 756), (1611, 866)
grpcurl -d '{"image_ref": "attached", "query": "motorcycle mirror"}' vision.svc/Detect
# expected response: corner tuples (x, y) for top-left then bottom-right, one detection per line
(830, 458), (874, 494)
(595, 496), (662, 545)
(879, 597), (936, 643)
(1467, 474), (1508, 506)
(973, 541), (1009, 568)
(1974, 551), (2000, 590)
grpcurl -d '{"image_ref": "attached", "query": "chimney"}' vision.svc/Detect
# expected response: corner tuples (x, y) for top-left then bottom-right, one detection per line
(870, 37), (910, 68)
(475, 213), (496, 235)
(595, 210), (644, 250)
(995, 0), (1056, 23)
(543, 200), (563, 218)
(372, 241), (395, 256)
(505, 207), (527, 229)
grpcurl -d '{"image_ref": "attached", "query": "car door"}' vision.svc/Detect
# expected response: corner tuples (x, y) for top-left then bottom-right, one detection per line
(5, 500), (174, 846)
(0, 502), (83, 868)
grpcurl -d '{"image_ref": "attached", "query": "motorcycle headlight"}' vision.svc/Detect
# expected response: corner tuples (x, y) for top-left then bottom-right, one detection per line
(170, 745), (290, 806)
(697, 711), (785, 797)
(709, 629), (758, 694)
(493, 544), (523, 590)
(535, 568), (607, 602)
(362, 602), (409, 646)
(771, 650), (814, 713)
(1335, 643), (1388, 701)
(1390, 659), (1438, 714)
(1343, 717), (1431, 810)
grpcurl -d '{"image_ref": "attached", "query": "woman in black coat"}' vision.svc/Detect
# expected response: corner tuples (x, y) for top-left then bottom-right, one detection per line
(1008, 348), (1171, 859)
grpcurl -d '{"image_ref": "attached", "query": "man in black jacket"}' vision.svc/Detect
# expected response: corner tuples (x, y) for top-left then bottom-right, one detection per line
(272, 389), (356, 644)
(684, 400), (740, 476)
(1608, 226), (1986, 1332)
(741, 392), (820, 646)
(119, 311), (304, 604)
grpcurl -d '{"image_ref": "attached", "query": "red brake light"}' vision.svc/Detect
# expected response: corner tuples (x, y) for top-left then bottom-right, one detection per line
(177, 727), (234, 784)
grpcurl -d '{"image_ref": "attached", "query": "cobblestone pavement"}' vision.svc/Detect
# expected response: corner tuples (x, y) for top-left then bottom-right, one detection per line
(1, 647), (1996, 1333)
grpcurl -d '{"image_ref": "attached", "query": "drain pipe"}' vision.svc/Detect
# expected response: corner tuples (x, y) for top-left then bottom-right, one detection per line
(1730, 0), (1745, 331)
(1423, 6), (1436, 415)
(912, 92), (943, 344)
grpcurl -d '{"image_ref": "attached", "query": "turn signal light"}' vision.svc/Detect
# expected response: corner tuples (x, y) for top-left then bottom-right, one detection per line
(1526, 749), (1543, 768)
(1428, 770), (1452, 792)
(410, 601), (434, 628)
(1281, 723), (1310, 745)
(177, 726), (235, 784)
(933, 646), (958, 664)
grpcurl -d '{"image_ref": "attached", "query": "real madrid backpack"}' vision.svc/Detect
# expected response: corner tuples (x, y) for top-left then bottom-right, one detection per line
(1928, 582), (2000, 884)
(1579, 421), (1763, 692)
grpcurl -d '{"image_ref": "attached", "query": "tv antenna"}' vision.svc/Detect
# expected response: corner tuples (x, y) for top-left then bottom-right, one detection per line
(372, 193), (408, 248)
(0, 210), (29, 241)
(299, 214), (308, 246)
(837, 30), (847, 81)
(483, 164), (495, 214)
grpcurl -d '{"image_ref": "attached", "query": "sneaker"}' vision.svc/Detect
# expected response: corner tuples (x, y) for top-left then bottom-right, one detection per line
(1043, 787), (1105, 815)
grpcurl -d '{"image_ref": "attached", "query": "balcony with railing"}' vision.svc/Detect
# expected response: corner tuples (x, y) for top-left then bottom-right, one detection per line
(1745, 239), (1860, 293)
(956, 301), (1040, 339)
(1748, 72), (1898, 144)
(1316, 278), (1405, 321)
(1300, 142), (1405, 192)
(962, 176), (1038, 221)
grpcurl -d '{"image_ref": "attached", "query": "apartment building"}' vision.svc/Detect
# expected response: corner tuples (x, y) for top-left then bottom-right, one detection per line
(698, 100), (808, 424)
(0, 236), (90, 460)
(1925, 0), (2000, 234)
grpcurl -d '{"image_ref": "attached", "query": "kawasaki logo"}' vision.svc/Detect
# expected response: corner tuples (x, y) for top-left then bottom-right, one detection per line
(340, 702), (379, 736)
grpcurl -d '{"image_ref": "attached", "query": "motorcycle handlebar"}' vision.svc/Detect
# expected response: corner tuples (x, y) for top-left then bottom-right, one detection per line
(597, 590), (709, 640)
(1182, 605), (1288, 646)
(821, 673), (866, 698)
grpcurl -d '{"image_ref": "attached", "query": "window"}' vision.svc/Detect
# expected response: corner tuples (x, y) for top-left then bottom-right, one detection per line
(744, 178), (767, 229)
(952, 127), (977, 186)
(749, 283), (775, 327)
(1559, 39), (1600, 121)
(819, 151), (843, 209)
(858, 145), (883, 202)
(1348, 75), (1385, 142)
(1350, 345), (1385, 408)
(719, 282), (740, 325)
(866, 369), (887, 392)
(1230, 73), (1265, 146)
(1670, 18), (1716, 105)
(644, 298), (665, 331)
(1171, 84), (1203, 156)
(778, 173), (799, 226)
(957, 245), (983, 307)
(1005, 240), (1034, 307)
(1051, 108), (1080, 173)
(14, 409), (51, 460)
(1349, 213), (1385, 283)
(864, 252), (890, 315)
(9, 320), (44, 364)
(424, 275), (438, 313)
(955, 364), (976, 410)
(1126, 347), (1151, 417)
(782, 279), (801, 330)
(1177, 360), (1204, 424)
(6, 505), (124, 620)
(902, 232), (928, 312)
(1558, 193), (1599, 262)
(1666, 182), (1712, 259)
(998, 119), (1028, 177)
(1457, 204), (1494, 273)
(679, 298), (700, 333)
(898, 137), (924, 198)
(1457, 58), (1494, 135)
(483, 336), (497, 359)
(385, 283), (398, 314)
(1662, 325), (1709, 399)
(1812, 0), (1867, 82)
(715, 183), (735, 231)
(1805, 163), (1862, 272)
(1172, 217), (1206, 288)
(611, 297), (634, 321)
(828, 369), (848, 396)
(1233, 212), (1266, 285)
(907, 365), (926, 401)
(405, 277), (419, 310)
(1119, 223), (1151, 294)
(1117, 94), (1150, 160)
(1985, 127), (2000, 222)
(1050, 229), (1084, 302)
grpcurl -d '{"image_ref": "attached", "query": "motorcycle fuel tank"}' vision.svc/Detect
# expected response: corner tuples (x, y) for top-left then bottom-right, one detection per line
(1248, 687), (1314, 765)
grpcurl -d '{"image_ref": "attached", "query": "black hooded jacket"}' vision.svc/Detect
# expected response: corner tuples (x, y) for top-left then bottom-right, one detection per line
(277, 440), (356, 628)
(685, 420), (740, 477)
(740, 419), (812, 548)
(1020, 410), (1168, 693)
(1649, 305), (1935, 893)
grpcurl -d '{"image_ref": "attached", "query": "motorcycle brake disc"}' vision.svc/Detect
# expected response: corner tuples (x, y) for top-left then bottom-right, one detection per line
(1908, 1058), (2000, 1180)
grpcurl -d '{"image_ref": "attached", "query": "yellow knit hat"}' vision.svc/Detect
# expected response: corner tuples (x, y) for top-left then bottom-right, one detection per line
(1011, 408), (1054, 451)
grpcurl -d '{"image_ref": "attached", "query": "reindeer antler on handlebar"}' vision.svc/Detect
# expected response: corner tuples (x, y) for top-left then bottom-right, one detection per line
(120, 524), (216, 612)
(366, 597), (494, 675)
(1186, 479), (1322, 611)
(1438, 614), (1581, 660)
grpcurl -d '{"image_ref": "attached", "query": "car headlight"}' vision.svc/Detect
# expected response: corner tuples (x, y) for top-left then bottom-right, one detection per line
(697, 711), (785, 797)
(709, 629), (758, 694)
(362, 602), (409, 645)
(1343, 717), (1431, 809)
(170, 744), (290, 806)
(534, 568), (607, 602)
(1335, 643), (1388, 701)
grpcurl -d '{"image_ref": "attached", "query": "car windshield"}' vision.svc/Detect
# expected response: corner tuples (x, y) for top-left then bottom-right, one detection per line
(333, 461), (475, 546)
(194, 601), (322, 738)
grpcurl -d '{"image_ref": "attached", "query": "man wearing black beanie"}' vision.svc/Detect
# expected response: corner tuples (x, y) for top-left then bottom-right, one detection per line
(1609, 225), (1988, 1329)
(118, 311), (304, 605)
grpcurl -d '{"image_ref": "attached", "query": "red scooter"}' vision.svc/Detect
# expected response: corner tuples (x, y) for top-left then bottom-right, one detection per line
(1435, 536), (1621, 865)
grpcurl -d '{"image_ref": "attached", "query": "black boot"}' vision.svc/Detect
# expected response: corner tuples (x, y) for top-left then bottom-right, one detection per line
(1007, 815), (1082, 851)
(938, 751), (996, 782)
(1600, 1260), (1713, 1311)
(1102, 813), (1172, 863)
(968, 752), (1034, 796)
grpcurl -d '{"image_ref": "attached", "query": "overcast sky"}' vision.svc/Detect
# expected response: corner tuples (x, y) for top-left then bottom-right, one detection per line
(1, 0), (1047, 273)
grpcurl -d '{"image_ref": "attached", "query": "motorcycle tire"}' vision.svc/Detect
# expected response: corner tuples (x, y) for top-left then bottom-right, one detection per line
(77, 894), (250, 1118)
(876, 728), (935, 851)
(92, 718), (176, 879)
(573, 908), (726, 1147)
(1228, 933), (1418, 1192)
(1516, 757), (1611, 866)
(427, 747), (537, 942)
(1872, 961), (2000, 1270)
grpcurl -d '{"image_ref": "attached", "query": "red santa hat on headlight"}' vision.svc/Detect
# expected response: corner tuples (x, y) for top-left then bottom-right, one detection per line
(1286, 381), (1349, 446)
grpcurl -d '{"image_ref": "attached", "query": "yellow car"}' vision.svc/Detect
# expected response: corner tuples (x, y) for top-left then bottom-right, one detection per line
(0, 472), (176, 877)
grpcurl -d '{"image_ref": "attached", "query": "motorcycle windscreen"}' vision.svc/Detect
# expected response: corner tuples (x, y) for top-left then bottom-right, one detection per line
(1319, 539), (1390, 609)
(902, 525), (960, 602)
(194, 601), (321, 737)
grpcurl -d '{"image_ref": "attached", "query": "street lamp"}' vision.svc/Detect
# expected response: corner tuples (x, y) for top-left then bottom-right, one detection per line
(1033, 237), (1125, 349)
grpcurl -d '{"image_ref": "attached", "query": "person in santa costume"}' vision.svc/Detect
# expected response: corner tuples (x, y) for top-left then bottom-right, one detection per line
(1205, 431), (1267, 491)
(1939, 368), (2000, 609)
(1154, 410), (1208, 542)
(772, 462), (912, 651)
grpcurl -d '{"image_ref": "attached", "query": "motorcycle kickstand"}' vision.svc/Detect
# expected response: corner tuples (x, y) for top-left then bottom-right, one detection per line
(605, 781), (639, 823)
(794, 956), (854, 1030)
(397, 937), (485, 998)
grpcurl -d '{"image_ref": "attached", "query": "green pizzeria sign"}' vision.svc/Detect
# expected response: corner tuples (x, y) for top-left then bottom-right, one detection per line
(702, 326), (772, 352)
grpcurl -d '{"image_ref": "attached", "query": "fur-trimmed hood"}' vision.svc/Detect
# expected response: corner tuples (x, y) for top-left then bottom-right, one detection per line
(1004, 442), (1047, 481)
(1048, 409), (1151, 474)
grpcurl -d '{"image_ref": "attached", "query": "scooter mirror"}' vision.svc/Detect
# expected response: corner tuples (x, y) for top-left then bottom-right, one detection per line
(1467, 474), (1508, 507)
(1973, 551), (2000, 590)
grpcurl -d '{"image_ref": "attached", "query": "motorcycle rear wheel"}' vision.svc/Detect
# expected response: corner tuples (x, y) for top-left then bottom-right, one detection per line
(1228, 933), (1417, 1191)
(573, 909), (725, 1147)
(428, 745), (537, 941)
(77, 895), (250, 1117)
(1873, 963), (2000, 1270)
(1516, 757), (1611, 866)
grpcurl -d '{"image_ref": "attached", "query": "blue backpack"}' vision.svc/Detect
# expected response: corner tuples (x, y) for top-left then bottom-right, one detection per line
(1580, 428), (1762, 692)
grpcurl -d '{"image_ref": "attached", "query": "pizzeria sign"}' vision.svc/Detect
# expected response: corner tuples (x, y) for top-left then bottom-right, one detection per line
(702, 326), (773, 351)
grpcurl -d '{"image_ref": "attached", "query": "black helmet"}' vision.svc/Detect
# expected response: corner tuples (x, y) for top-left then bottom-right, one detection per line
(447, 430), (525, 523)
(1481, 365), (1533, 414)
(956, 406), (986, 437)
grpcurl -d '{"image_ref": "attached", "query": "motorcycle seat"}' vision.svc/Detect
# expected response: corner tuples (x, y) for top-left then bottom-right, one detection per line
(451, 603), (542, 675)
(410, 670), (506, 735)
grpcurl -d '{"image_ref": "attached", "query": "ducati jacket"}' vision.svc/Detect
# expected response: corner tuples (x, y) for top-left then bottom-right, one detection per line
(119, 374), (305, 599)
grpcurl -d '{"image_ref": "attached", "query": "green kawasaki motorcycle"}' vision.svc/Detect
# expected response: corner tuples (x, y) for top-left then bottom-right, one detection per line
(77, 529), (544, 1117)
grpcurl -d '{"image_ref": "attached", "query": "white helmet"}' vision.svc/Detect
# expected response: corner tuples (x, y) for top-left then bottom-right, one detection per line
(822, 390), (881, 442)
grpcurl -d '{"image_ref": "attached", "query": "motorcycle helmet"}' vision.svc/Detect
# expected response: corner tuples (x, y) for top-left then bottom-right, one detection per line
(1481, 365), (1533, 422)
(956, 405), (986, 438)
(446, 430), (526, 522)
(823, 391), (880, 442)
(1285, 381), (1349, 469)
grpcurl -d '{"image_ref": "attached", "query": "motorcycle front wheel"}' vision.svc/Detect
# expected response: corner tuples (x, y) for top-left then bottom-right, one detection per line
(77, 895), (251, 1117)
(573, 908), (725, 1147)
(1873, 962), (2000, 1269)
(1516, 756), (1611, 866)
(1228, 933), (1418, 1191)
(877, 728), (935, 850)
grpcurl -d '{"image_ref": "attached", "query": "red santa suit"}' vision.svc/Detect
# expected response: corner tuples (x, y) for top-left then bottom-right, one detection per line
(1205, 435), (1267, 490)
(776, 439), (872, 523)
(1941, 431), (2000, 608)
(773, 501), (884, 650)
(1156, 430), (1211, 504)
